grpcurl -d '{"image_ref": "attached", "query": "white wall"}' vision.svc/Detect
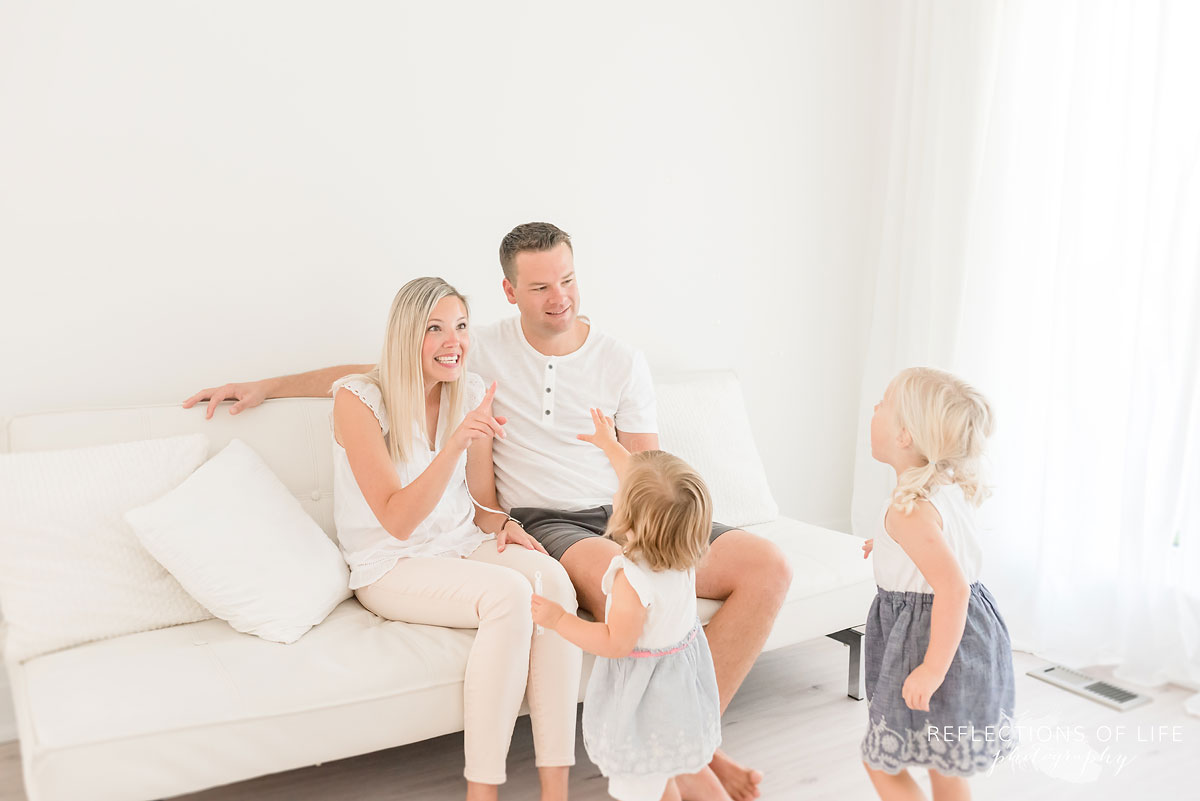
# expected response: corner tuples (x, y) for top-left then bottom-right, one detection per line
(0, 1), (894, 740)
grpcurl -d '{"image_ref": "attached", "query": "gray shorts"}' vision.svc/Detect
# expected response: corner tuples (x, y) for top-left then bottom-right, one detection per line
(510, 504), (737, 562)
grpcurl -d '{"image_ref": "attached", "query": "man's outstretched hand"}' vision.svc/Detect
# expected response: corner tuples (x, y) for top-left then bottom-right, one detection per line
(182, 380), (272, 420)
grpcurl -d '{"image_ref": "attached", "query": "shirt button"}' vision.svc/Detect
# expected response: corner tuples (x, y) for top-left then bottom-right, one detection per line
(310, 490), (321, 501)
(545, 410), (551, 416)
(548, 364), (554, 370)
(545, 387), (551, 393)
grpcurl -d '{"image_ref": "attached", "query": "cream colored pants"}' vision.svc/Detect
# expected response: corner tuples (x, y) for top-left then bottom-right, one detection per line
(354, 539), (581, 784)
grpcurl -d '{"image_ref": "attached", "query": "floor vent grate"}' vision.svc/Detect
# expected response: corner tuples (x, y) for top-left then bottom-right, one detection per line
(1027, 664), (1151, 710)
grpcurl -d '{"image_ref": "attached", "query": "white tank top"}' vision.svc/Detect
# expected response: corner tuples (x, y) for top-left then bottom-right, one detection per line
(331, 374), (493, 590)
(871, 482), (984, 593)
(601, 555), (698, 649)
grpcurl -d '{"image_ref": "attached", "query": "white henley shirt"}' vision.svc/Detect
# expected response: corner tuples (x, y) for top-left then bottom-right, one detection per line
(470, 316), (657, 511)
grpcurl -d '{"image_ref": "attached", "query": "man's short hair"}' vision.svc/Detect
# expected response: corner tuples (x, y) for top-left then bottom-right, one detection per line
(499, 222), (573, 284)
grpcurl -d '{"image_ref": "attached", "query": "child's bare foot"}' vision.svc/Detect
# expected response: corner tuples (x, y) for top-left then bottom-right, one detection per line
(673, 766), (732, 801)
(708, 750), (763, 801)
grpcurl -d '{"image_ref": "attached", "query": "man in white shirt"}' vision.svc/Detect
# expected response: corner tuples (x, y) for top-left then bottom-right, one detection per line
(184, 223), (791, 801)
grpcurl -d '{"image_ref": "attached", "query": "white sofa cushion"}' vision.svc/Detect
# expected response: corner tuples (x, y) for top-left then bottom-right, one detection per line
(10, 600), (478, 801)
(656, 372), (780, 527)
(125, 439), (352, 644)
(3, 401), (340, 540)
(0, 435), (213, 662)
(705, 518), (876, 651)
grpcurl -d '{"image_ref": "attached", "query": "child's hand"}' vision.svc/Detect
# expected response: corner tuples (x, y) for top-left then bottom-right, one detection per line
(862, 538), (874, 559)
(576, 407), (618, 450)
(531, 594), (567, 630)
(901, 662), (946, 711)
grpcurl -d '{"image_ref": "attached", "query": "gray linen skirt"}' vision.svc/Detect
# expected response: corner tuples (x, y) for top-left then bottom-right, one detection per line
(582, 619), (722, 777)
(862, 582), (1017, 776)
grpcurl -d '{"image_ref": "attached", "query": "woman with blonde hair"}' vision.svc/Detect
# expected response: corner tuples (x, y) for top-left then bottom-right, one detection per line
(331, 276), (580, 801)
(860, 367), (1015, 800)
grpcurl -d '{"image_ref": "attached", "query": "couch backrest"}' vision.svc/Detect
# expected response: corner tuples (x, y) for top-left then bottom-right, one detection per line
(4, 398), (341, 537)
(655, 372), (779, 526)
(2, 371), (779, 533)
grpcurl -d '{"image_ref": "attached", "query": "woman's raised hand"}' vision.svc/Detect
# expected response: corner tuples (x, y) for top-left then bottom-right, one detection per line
(576, 407), (618, 450)
(451, 381), (507, 451)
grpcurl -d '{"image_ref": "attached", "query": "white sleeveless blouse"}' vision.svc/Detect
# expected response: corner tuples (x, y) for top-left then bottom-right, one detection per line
(871, 482), (984, 593)
(600, 555), (698, 650)
(331, 373), (493, 590)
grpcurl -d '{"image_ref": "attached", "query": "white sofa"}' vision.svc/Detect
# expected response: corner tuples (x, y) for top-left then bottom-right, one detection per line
(1, 371), (875, 801)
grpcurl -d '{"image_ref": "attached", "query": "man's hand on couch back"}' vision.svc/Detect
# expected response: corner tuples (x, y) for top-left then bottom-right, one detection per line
(182, 364), (373, 420)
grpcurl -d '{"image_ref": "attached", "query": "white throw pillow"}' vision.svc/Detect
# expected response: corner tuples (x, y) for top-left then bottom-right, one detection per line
(0, 434), (214, 663)
(125, 439), (351, 644)
(656, 372), (780, 527)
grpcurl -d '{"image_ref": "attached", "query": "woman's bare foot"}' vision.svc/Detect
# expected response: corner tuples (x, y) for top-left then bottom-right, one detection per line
(708, 750), (763, 801)
(673, 765), (733, 801)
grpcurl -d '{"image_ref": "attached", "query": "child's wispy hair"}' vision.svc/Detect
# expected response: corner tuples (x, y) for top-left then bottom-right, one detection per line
(606, 450), (713, 571)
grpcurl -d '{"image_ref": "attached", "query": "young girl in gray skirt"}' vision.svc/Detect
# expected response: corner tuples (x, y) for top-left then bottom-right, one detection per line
(531, 409), (722, 801)
(861, 367), (1016, 799)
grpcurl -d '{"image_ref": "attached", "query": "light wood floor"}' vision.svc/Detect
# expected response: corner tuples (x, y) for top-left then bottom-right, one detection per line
(2, 640), (1196, 800)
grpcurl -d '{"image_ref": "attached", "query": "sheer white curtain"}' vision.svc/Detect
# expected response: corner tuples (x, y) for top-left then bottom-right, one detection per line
(852, 0), (1200, 710)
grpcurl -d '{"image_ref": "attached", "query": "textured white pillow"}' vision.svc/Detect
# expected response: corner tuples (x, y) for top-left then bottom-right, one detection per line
(656, 372), (780, 527)
(0, 434), (214, 663)
(125, 439), (351, 644)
